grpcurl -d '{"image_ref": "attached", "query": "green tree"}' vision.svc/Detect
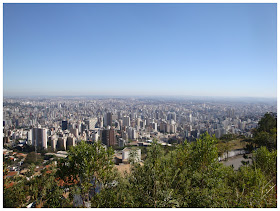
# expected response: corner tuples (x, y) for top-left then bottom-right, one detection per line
(231, 165), (276, 207)
(253, 146), (277, 180)
(253, 113), (277, 150)
(57, 141), (115, 207)
(256, 113), (276, 133)
(22, 152), (43, 169)
(4, 178), (28, 207)
(5, 131), (276, 208)
(26, 163), (36, 177)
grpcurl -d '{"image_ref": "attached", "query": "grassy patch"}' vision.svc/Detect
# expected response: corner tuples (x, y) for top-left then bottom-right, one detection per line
(217, 139), (247, 156)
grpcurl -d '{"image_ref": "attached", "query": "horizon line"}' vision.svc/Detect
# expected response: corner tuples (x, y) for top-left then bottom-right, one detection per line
(3, 94), (277, 100)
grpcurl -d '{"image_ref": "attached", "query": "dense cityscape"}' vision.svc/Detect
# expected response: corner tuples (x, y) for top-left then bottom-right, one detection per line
(3, 96), (276, 150)
(3, 96), (277, 207)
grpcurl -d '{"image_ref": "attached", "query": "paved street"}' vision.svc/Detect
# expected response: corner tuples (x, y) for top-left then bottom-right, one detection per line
(222, 154), (252, 170)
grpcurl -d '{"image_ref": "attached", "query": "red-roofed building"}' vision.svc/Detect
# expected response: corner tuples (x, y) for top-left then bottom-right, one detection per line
(4, 171), (19, 179)
(56, 176), (78, 187)
(5, 181), (15, 189)
(17, 153), (27, 158)
(46, 170), (52, 174)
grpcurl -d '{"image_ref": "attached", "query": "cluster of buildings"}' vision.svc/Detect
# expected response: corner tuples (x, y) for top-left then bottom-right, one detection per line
(3, 97), (277, 151)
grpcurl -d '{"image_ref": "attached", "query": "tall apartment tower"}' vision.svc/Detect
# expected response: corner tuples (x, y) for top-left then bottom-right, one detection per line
(32, 128), (48, 150)
(167, 112), (176, 121)
(123, 116), (131, 127)
(27, 129), (33, 145)
(57, 137), (67, 151)
(101, 127), (116, 147)
(62, 121), (68, 130)
(106, 112), (113, 127)
(85, 118), (98, 130)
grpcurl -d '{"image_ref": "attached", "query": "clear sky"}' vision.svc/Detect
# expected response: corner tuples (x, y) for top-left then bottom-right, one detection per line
(3, 3), (277, 98)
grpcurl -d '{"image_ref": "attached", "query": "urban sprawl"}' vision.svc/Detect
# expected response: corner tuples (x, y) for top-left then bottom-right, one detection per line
(4, 97), (276, 152)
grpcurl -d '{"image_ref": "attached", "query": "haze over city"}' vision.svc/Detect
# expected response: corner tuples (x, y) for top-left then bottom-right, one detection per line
(3, 3), (277, 98)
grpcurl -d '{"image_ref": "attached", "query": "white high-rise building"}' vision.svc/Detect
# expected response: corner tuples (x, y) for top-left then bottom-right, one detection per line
(91, 131), (99, 142)
(85, 118), (98, 130)
(51, 135), (57, 151)
(152, 122), (157, 132)
(137, 118), (141, 127)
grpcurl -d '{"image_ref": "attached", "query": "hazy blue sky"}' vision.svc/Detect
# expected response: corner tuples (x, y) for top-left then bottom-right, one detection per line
(3, 3), (277, 98)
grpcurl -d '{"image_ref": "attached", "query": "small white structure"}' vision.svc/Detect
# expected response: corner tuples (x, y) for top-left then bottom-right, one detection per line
(122, 147), (141, 162)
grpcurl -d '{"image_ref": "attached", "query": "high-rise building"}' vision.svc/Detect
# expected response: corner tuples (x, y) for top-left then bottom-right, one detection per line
(81, 123), (88, 133)
(67, 136), (76, 150)
(127, 127), (137, 139)
(112, 114), (118, 121)
(62, 121), (68, 131)
(123, 116), (130, 127)
(98, 117), (104, 128)
(70, 128), (79, 137)
(32, 128), (48, 150)
(101, 127), (116, 146)
(189, 114), (192, 123)
(227, 108), (235, 118)
(106, 112), (113, 127)
(51, 135), (57, 151)
(152, 122), (157, 132)
(27, 129), (32, 145)
(118, 138), (126, 147)
(167, 112), (176, 121)
(137, 118), (141, 127)
(160, 121), (167, 133)
(85, 118), (98, 130)
(57, 137), (67, 151)
(114, 120), (120, 130)
(91, 131), (99, 142)
(121, 131), (128, 141)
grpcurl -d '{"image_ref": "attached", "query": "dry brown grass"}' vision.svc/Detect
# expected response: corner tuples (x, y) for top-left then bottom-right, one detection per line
(114, 164), (131, 176)
(217, 139), (247, 155)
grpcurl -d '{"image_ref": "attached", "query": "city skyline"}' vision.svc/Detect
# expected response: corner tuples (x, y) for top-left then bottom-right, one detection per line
(3, 3), (277, 98)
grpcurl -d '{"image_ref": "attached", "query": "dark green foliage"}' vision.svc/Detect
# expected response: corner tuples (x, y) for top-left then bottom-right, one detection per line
(254, 129), (277, 151)
(4, 129), (277, 208)
(256, 113), (276, 133)
(57, 141), (115, 206)
(253, 146), (277, 179)
(4, 180), (27, 207)
(21, 152), (43, 169)
(220, 134), (238, 141)
(231, 165), (276, 207)
(90, 133), (276, 208)
(253, 113), (277, 151)
(112, 145), (125, 151)
(4, 169), (71, 208)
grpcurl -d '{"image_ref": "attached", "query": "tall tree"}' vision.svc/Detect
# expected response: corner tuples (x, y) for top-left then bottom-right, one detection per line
(57, 141), (115, 207)
(253, 113), (277, 150)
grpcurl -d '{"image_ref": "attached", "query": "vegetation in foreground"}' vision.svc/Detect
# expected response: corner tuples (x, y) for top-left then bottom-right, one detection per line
(3, 113), (277, 208)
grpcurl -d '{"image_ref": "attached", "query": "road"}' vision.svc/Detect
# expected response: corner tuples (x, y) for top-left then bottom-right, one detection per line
(222, 154), (252, 170)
